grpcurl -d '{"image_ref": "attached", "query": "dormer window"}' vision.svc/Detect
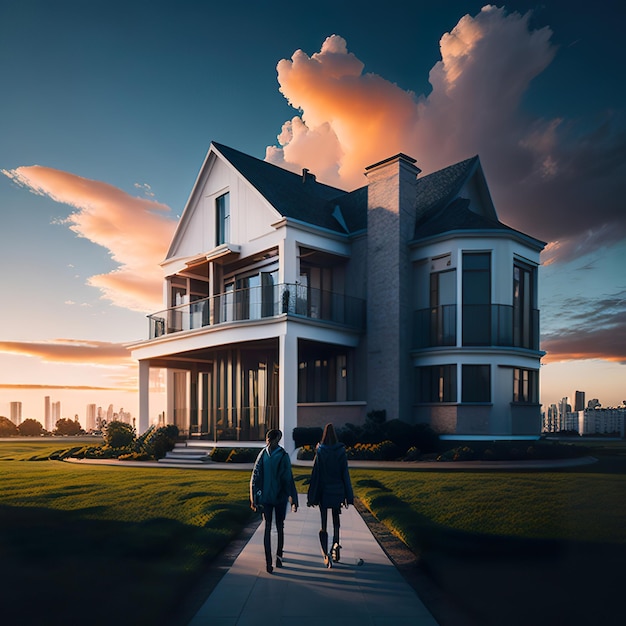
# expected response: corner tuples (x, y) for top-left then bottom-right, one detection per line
(216, 192), (230, 245)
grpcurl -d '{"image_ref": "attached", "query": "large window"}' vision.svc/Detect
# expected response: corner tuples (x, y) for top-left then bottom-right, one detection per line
(298, 341), (349, 403)
(513, 262), (536, 349)
(216, 192), (230, 245)
(415, 365), (457, 403)
(462, 252), (491, 345)
(462, 365), (491, 402)
(513, 368), (538, 403)
(429, 268), (457, 346)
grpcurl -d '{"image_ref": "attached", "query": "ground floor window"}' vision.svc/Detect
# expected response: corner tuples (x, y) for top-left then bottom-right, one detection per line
(462, 364), (491, 402)
(415, 365), (457, 403)
(297, 340), (350, 403)
(513, 367), (538, 403)
(172, 341), (279, 441)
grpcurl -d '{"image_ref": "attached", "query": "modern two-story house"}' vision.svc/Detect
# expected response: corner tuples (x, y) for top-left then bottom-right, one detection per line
(129, 142), (545, 452)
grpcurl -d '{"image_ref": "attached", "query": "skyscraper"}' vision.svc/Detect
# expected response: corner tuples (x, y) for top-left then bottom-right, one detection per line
(44, 396), (51, 431)
(575, 390), (586, 412)
(10, 401), (22, 425)
(86, 404), (96, 431)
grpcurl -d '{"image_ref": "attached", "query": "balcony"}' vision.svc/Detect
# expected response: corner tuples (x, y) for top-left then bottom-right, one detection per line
(413, 304), (539, 350)
(148, 282), (366, 339)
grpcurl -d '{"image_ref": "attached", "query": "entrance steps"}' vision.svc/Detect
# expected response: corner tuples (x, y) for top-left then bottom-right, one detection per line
(158, 442), (212, 464)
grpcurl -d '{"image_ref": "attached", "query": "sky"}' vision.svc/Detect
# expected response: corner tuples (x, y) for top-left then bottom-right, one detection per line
(0, 0), (624, 427)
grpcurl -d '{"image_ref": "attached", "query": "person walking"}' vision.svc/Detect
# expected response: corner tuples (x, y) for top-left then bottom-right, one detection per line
(250, 428), (298, 573)
(307, 423), (354, 568)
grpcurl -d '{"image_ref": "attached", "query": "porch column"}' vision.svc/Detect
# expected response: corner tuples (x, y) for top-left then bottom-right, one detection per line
(279, 331), (298, 454)
(138, 360), (150, 434)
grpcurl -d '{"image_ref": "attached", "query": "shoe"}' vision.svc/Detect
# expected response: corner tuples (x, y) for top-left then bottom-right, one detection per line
(276, 555), (283, 568)
(323, 553), (332, 569)
(266, 564), (273, 574)
(331, 542), (342, 562)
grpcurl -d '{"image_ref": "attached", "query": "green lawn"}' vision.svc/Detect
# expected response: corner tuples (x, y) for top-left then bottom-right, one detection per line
(2, 440), (625, 626)
(0, 443), (254, 626)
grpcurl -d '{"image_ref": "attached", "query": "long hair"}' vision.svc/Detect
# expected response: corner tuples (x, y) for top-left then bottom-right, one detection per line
(321, 422), (338, 445)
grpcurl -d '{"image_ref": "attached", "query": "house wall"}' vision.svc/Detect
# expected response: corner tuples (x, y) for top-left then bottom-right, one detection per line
(297, 402), (368, 429)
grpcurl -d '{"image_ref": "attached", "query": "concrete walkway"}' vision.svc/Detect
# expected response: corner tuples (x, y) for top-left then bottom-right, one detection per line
(187, 493), (439, 626)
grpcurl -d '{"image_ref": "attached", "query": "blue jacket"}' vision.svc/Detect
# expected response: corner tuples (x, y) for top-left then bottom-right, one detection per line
(307, 442), (354, 509)
(250, 445), (298, 507)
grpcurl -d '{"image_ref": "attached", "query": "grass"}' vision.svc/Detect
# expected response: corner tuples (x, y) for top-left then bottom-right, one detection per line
(1, 439), (625, 626)
(0, 442), (254, 626)
(343, 442), (626, 626)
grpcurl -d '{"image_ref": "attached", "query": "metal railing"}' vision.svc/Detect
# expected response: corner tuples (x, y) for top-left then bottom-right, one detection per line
(413, 304), (539, 350)
(148, 283), (366, 338)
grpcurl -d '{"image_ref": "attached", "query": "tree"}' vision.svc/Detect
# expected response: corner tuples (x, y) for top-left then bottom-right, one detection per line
(17, 419), (44, 437)
(54, 418), (84, 436)
(0, 416), (18, 437)
(104, 420), (135, 449)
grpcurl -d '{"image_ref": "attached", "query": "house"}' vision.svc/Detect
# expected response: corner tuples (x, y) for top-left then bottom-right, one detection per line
(129, 142), (546, 452)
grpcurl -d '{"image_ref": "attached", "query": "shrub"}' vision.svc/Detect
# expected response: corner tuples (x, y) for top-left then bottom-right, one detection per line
(297, 445), (315, 460)
(104, 421), (136, 450)
(293, 427), (323, 448)
(138, 424), (179, 459)
(347, 440), (401, 461)
(225, 448), (259, 463)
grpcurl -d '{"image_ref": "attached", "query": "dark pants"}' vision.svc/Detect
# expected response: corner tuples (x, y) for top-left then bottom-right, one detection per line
(319, 506), (341, 545)
(262, 502), (287, 566)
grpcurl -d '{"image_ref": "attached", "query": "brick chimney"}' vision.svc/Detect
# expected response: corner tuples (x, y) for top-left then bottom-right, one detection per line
(365, 154), (421, 422)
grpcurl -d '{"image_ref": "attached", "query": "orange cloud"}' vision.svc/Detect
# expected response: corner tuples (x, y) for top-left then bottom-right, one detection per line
(1, 166), (177, 311)
(0, 339), (133, 366)
(267, 9), (626, 261)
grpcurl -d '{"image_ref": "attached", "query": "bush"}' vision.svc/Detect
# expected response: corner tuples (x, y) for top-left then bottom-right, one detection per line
(225, 448), (259, 463)
(297, 445), (315, 460)
(347, 440), (401, 461)
(104, 421), (136, 449)
(138, 424), (179, 459)
(293, 427), (323, 448)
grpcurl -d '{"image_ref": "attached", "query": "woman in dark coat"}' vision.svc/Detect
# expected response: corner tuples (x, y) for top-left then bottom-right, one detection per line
(307, 423), (354, 568)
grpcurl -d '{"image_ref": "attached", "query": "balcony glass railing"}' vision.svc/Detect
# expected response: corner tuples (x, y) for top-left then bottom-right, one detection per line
(148, 283), (366, 338)
(413, 304), (539, 350)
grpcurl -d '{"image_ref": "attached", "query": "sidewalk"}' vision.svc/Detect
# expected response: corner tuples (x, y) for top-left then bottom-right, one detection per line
(187, 493), (439, 626)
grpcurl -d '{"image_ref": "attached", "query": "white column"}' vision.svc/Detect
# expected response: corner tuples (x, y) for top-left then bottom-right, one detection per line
(138, 361), (150, 434)
(279, 330), (298, 454)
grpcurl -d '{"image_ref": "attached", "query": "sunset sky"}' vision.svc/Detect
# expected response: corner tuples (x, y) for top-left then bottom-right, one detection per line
(1, 0), (624, 426)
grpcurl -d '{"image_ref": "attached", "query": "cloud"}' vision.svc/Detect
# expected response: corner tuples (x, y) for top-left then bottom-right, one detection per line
(267, 6), (626, 263)
(1, 166), (177, 311)
(0, 339), (133, 366)
(0, 383), (128, 391)
(541, 294), (626, 364)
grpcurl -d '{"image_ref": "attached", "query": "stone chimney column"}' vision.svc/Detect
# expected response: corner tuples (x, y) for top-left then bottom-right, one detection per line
(365, 154), (421, 422)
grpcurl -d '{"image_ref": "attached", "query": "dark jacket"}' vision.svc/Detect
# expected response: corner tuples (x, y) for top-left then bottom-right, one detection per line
(307, 442), (354, 509)
(250, 445), (298, 508)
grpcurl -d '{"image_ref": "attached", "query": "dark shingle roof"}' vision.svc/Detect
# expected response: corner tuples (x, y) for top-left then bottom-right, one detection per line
(212, 142), (534, 242)
(416, 197), (518, 238)
(212, 142), (355, 234)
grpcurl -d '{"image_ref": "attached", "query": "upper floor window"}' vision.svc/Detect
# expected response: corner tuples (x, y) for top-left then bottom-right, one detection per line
(216, 192), (230, 245)
(513, 367), (538, 403)
(462, 252), (491, 345)
(513, 261), (537, 349)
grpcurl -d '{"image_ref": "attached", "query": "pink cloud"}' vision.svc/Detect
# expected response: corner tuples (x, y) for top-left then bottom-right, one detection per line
(0, 339), (133, 366)
(267, 7), (626, 263)
(1, 166), (177, 311)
